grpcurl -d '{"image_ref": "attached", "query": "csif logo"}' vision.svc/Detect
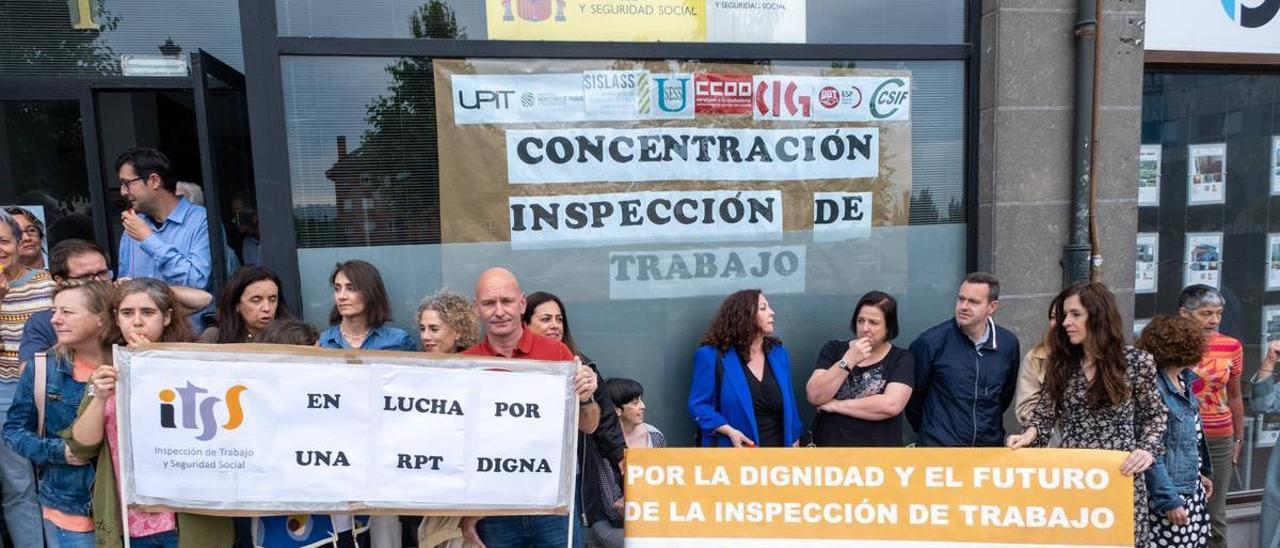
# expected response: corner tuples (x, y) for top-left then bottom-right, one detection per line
(1219, 0), (1280, 28)
(870, 78), (910, 120)
(501, 0), (567, 23)
(159, 382), (248, 441)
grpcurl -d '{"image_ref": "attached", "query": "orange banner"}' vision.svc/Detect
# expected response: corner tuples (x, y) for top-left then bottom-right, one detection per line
(624, 448), (1134, 547)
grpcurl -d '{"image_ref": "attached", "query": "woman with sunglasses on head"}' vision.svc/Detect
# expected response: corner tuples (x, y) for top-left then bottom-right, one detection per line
(69, 278), (232, 548)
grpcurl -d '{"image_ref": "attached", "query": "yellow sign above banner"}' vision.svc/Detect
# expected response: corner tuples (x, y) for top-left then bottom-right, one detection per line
(488, 0), (707, 41)
(624, 447), (1135, 547)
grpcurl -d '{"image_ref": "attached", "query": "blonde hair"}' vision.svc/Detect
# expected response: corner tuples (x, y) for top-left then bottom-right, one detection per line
(417, 288), (480, 351)
(48, 281), (112, 361)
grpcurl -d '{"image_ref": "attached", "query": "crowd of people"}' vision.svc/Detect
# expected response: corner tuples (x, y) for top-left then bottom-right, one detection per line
(0, 145), (1273, 548)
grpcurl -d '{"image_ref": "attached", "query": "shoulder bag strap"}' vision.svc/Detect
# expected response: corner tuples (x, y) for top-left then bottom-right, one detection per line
(34, 353), (47, 438)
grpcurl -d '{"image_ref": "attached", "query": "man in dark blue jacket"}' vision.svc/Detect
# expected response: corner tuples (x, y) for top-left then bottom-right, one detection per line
(906, 272), (1020, 447)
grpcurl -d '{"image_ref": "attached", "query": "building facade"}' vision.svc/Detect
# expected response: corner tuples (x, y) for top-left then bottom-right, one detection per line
(4, 0), (1274, 537)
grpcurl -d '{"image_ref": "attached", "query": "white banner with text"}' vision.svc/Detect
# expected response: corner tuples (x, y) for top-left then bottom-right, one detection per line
(115, 344), (578, 514)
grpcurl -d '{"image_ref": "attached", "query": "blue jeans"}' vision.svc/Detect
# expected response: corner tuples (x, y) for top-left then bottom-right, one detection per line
(0, 380), (45, 548)
(476, 488), (585, 548)
(132, 530), (179, 548)
(43, 518), (95, 548)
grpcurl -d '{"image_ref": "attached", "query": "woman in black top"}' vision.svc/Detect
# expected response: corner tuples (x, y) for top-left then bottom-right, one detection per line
(805, 291), (915, 446)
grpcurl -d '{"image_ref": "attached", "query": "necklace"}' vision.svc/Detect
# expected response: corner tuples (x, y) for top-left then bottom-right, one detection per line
(339, 325), (368, 348)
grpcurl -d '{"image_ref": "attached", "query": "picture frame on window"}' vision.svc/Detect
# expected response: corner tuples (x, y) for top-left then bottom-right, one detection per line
(1187, 143), (1226, 205)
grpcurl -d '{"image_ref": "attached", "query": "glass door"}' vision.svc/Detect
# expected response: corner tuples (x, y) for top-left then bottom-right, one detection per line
(193, 49), (257, 295)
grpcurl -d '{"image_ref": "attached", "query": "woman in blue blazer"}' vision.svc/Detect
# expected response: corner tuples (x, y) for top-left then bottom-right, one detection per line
(688, 289), (803, 447)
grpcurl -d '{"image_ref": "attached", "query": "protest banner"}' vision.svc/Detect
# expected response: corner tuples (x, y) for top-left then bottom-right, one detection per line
(433, 58), (913, 300)
(114, 344), (578, 515)
(625, 447), (1135, 547)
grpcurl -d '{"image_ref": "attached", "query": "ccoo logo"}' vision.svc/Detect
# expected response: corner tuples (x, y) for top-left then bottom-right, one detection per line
(159, 382), (247, 441)
(1219, 0), (1280, 28)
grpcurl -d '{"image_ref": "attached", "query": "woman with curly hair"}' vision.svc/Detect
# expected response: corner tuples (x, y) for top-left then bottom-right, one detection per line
(416, 289), (479, 354)
(1136, 315), (1213, 547)
(1007, 282), (1167, 547)
(688, 289), (803, 448)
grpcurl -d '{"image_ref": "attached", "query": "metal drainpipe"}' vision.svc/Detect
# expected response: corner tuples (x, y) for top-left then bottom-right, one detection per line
(1063, 0), (1099, 285)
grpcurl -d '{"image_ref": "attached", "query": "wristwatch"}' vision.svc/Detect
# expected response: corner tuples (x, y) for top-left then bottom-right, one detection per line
(579, 394), (596, 406)
(837, 359), (852, 372)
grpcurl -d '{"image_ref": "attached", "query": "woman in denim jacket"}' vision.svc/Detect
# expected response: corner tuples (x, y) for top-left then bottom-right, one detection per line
(1, 281), (110, 548)
(1136, 315), (1214, 547)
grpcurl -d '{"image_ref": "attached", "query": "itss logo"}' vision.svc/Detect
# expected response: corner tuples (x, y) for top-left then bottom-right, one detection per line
(1220, 0), (1280, 28)
(159, 383), (247, 441)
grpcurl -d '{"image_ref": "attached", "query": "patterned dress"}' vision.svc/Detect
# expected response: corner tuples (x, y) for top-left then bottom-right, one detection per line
(1026, 346), (1168, 547)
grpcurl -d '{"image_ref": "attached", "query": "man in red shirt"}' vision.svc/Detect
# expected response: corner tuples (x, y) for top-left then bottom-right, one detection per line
(461, 267), (599, 547)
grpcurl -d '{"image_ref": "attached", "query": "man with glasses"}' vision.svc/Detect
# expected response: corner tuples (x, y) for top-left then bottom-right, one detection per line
(18, 239), (212, 362)
(115, 147), (213, 328)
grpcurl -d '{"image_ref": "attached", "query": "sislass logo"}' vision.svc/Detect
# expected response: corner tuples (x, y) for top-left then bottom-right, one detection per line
(159, 382), (247, 441)
(1220, 0), (1280, 28)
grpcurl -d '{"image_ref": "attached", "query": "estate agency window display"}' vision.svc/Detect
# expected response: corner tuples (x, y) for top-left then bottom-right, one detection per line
(1134, 72), (1280, 494)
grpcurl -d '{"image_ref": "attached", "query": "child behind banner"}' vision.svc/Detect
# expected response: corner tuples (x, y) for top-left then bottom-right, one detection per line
(252, 319), (373, 548)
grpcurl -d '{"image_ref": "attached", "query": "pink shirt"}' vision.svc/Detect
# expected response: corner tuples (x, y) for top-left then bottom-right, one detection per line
(105, 394), (178, 537)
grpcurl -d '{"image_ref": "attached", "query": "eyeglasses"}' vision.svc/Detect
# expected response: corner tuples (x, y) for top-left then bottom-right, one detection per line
(119, 176), (146, 187)
(66, 269), (114, 283)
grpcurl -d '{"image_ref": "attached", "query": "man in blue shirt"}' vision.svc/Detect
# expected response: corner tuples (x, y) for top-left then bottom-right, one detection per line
(115, 148), (212, 327)
(906, 272), (1021, 447)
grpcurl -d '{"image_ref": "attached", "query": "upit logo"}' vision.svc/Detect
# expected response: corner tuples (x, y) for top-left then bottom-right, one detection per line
(159, 382), (247, 441)
(1220, 0), (1280, 28)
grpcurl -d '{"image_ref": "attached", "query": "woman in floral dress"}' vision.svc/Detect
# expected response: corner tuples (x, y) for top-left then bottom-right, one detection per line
(1007, 282), (1168, 547)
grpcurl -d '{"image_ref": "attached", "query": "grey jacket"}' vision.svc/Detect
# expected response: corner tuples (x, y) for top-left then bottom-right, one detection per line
(1252, 374), (1280, 548)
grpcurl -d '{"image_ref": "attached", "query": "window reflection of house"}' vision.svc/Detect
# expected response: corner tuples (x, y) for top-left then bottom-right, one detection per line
(324, 135), (439, 247)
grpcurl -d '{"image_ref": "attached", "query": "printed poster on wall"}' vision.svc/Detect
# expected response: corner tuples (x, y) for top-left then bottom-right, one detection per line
(433, 58), (913, 300)
(1138, 145), (1161, 206)
(485, 0), (807, 43)
(1135, 232), (1158, 293)
(1272, 136), (1280, 195)
(1188, 143), (1226, 205)
(1184, 232), (1223, 288)
(1266, 306), (1280, 363)
(1269, 234), (1280, 290)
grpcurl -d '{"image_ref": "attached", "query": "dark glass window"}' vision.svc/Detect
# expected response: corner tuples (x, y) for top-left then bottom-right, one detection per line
(0, 0), (244, 76)
(0, 100), (96, 247)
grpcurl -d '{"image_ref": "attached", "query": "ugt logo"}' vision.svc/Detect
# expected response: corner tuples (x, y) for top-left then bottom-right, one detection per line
(502, 0), (567, 22)
(159, 382), (247, 441)
(1219, 0), (1280, 28)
